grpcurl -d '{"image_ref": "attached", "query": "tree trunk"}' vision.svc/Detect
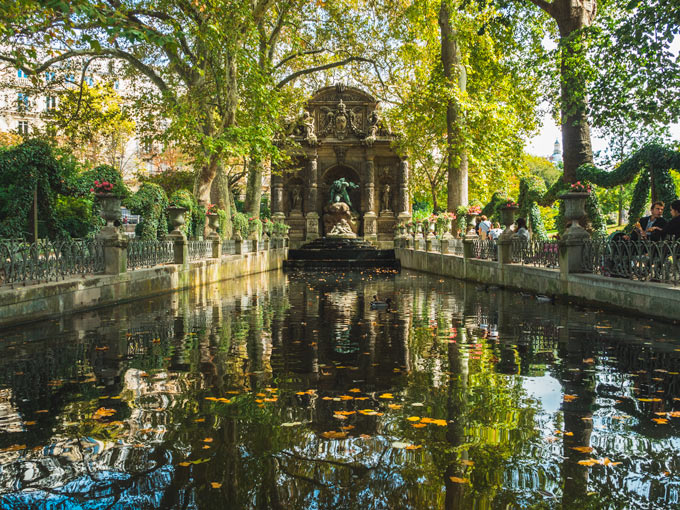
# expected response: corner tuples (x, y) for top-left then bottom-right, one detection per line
(211, 161), (233, 239)
(244, 156), (264, 219)
(547, 0), (597, 183)
(430, 179), (439, 213)
(439, 0), (468, 212)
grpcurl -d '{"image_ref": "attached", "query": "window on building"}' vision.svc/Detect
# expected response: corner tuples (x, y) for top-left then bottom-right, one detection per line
(18, 121), (29, 135)
(85, 76), (94, 86)
(45, 71), (55, 82)
(46, 96), (57, 111)
(17, 69), (27, 79)
(114, 80), (120, 90)
(65, 74), (75, 83)
(17, 93), (29, 112)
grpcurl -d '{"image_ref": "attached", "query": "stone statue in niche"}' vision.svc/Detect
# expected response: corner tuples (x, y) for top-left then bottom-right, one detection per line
(381, 183), (391, 212)
(290, 184), (302, 212)
(328, 177), (359, 210)
(324, 202), (357, 238)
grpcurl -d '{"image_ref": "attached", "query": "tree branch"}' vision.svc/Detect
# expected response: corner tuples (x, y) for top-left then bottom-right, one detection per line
(528, 0), (557, 17)
(276, 56), (376, 89)
(274, 48), (328, 70)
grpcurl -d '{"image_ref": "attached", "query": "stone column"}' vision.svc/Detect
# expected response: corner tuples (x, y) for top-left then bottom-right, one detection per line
(99, 231), (128, 275)
(305, 153), (320, 241)
(169, 229), (188, 267)
(398, 158), (411, 226)
(271, 171), (285, 223)
(363, 154), (377, 244)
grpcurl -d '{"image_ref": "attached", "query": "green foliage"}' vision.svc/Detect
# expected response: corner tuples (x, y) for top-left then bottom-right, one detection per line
(126, 183), (168, 240)
(0, 138), (78, 239)
(79, 164), (129, 197)
(137, 170), (195, 198)
(248, 217), (262, 240)
(517, 176), (548, 240)
(231, 212), (249, 240)
(272, 221), (290, 236)
(216, 208), (228, 240)
(481, 191), (510, 223)
(54, 195), (96, 239)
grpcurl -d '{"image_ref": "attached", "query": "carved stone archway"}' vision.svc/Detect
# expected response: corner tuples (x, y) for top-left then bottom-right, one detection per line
(272, 84), (411, 248)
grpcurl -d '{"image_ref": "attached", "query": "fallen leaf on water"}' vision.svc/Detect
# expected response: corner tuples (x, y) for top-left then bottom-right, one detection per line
(202, 438), (213, 443)
(211, 482), (222, 489)
(321, 431), (348, 439)
(179, 462), (191, 467)
(449, 476), (469, 484)
(564, 395), (578, 402)
(405, 444), (422, 450)
(360, 434), (371, 439)
(35, 410), (48, 414)
(571, 446), (594, 453)
(1, 444), (26, 452)
(638, 398), (662, 402)
(348, 388), (361, 393)
(194, 418), (205, 423)
(341, 425), (355, 431)
(461, 460), (474, 466)
(281, 422), (302, 427)
(407, 416), (421, 422)
(652, 418), (669, 424)
(411, 423), (427, 428)
(379, 393), (394, 399)
(388, 404), (402, 410)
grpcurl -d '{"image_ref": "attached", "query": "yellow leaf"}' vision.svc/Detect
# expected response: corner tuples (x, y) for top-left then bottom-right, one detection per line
(571, 446), (594, 453)
(652, 418), (669, 424)
(407, 416), (421, 422)
(388, 404), (402, 409)
(211, 482), (222, 488)
(461, 459), (474, 466)
(411, 423), (427, 428)
(348, 388), (361, 393)
(179, 462), (191, 467)
(449, 476), (469, 483)
(202, 438), (213, 443)
(379, 393), (394, 399)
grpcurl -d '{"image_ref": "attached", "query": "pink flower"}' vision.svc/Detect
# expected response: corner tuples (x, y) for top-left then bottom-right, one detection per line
(90, 187), (94, 192)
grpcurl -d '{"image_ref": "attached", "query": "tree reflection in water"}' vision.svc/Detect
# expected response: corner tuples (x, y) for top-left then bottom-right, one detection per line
(0, 270), (679, 508)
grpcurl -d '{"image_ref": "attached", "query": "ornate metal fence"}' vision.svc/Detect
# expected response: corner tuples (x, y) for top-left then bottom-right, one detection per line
(222, 239), (236, 256)
(188, 240), (213, 261)
(512, 239), (559, 268)
(582, 238), (680, 285)
(257, 240), (266, 251)
(0, 239), (104, 287)
(472, 239), (496, 260)
(127, 239), (174, 270)
(449, 238), (464, 257)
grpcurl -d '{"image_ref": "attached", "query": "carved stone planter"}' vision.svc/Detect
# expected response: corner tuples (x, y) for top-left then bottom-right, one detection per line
(206, 213), (220, 236)
(167, 206), (187, 237)
(560, 192), (589, 222)
(465, 214), (478, 237)
(500, 206), (518, 230)
(96, 193), (123, 227)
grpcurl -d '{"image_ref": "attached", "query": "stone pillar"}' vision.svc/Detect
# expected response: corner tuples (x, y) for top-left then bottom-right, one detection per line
(305, 153), (319, 241)
(211, 237), (221, 258)
(306, 154), (318, 214)
(363, 154), (377, 244)
(397, 158), (411, 226)
(496, 233), (514, 265)
(99, 229), (128, 275)
(169, 230), (188, 267)
(271, 171), (285, 223)
(559, 227), (590, 278)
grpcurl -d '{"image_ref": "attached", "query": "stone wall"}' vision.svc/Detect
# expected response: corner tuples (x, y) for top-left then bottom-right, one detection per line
(0, 248), (287, 328)
(396, 247), (680, 322)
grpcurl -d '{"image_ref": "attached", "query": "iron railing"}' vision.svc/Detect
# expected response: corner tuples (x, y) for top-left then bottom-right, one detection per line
(257, 240), (266, 251)
(0, 238), (104, 287)
(188, 240), (213, 261)
(222, 239), (236, 256)
(512, 239), (559, 268)
(127, 239), (174, 270)
(582, 238), (680, 285)
(472, 239), (497, 260)
(449, 238), (464, 257)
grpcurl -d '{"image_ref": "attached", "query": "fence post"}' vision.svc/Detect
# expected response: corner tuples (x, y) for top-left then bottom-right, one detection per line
(97, 226), (128, 275)
(169, 230), (188, 267)
(234, 238), (243, 255)
(559, 226), (589, 277)
(210, 235), (221, 258)
(496, 235), (513, 265)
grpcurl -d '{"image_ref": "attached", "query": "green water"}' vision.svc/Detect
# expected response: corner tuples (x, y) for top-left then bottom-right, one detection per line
(0, 269), (679, 509)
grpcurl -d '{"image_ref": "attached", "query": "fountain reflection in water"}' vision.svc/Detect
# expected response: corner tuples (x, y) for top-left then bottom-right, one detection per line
(0, 270), (679, 509)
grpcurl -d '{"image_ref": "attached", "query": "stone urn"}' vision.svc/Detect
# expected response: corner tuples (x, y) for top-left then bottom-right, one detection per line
(560, 192), (589, 222)
(415, 222), (424, 240)
(500, 206), (517, 229)
(206, 213), (220, 235)
(167, 206), (187, 236)
(466, 214), (478, 237)
(96, 193), (123, 227)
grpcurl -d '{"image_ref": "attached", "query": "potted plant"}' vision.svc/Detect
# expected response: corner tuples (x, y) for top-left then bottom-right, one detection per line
(91, 180), (123, 227)
(560, 181), (592, 223)
(500, 200), (519, 230)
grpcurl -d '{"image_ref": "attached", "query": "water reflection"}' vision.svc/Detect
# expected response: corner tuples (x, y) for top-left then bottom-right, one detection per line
(1, 270), (680, 508)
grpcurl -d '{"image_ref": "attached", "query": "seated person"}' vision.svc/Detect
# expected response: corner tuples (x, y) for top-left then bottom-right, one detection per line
(513, 217), (531, 241)
(628, 201), (666, 241)
(657, 199), (680, 240)
(488, 222), (503, 240)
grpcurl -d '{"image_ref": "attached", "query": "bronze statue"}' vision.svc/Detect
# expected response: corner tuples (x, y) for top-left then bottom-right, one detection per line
(328, 177), (358, 209)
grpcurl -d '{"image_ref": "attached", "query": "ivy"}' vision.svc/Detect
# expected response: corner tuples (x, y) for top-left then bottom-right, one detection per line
(232, 212), (248, 240)
(0, 139), (79, 239)
(126, 183), (168, 240)
(498, 144), (679, 239)
(481, 191), (510, 223)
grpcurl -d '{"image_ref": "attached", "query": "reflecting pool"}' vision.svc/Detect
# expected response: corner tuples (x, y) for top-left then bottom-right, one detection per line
(1, 269), (680, 509)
